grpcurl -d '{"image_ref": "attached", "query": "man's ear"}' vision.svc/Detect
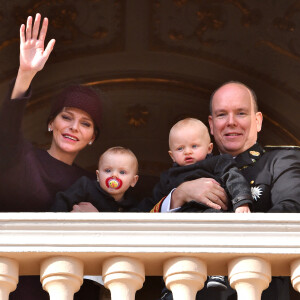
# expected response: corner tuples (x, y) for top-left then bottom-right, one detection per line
(131, 175), (139, 187)
(208, 115), (214, 136)
(168, 150), (175, 162)
(96, 170), (100, 182)
(255, 112), (263, 133)
(208, 142), (213, 154)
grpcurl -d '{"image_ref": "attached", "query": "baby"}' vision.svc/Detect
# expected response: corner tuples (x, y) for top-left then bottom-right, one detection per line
(151, 118), (253, 214)
(51, 146), (139, 212)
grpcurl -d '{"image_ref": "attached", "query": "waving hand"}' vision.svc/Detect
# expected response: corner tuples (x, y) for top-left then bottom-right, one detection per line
(20, 13), (55, 72)
(12, 13), (55, 99)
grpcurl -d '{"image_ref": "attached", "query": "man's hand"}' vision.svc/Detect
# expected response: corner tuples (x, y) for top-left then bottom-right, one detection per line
(235, 205), (251, 213)
(71, 202), (99, 212)
(171, 178), (228, 210)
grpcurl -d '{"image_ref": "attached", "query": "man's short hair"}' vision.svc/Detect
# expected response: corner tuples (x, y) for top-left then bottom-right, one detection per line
(209, 81), (258, 114)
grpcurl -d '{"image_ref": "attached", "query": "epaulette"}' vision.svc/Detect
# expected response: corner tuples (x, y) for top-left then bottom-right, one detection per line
(264, 145), (300, 151)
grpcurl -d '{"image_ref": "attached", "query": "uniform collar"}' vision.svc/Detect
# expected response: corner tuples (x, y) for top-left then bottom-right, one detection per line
(234, 143), (264, 169)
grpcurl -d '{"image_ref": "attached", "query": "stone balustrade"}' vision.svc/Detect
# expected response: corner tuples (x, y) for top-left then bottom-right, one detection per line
(0, 213), (299, 300)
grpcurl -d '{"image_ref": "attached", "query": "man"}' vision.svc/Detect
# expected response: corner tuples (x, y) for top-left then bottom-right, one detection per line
(157, 81), (300, 299)
(159, 81), (300, 213)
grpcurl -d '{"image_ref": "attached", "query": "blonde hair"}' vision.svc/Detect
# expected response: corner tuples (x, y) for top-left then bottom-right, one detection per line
(99, 146), (138, 174)
(169, 118), (211, 149)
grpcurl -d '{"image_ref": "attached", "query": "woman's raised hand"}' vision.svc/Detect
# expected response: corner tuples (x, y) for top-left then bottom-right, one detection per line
(12, 13), (55, 99)
(19, 13), (55, 73)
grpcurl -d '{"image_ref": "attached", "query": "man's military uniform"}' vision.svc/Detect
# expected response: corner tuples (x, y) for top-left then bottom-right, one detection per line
(236, 143), (300, 213)
(156, 143), (300, 300)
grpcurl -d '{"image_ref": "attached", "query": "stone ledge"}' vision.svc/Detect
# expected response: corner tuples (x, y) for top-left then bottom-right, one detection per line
(0, 213), (299, 276)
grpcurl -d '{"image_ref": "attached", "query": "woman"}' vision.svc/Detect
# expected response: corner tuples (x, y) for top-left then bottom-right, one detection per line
(0, 13), (102, 211)
(0, 13), (101, 299)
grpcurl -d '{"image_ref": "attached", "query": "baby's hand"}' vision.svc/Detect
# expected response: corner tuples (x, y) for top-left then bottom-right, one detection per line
(71, 202), (99, 212)
(235, 205), (251, 213)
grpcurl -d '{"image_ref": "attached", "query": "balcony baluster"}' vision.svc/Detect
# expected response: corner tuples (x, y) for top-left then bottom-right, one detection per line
(40, 256), (83, 300)
(291, 259), (300, 293)
(163, 257), (207, 300)
(228, 257), (271, 300)
(0, 257), (18, 300)
(102, 256), (145, 300)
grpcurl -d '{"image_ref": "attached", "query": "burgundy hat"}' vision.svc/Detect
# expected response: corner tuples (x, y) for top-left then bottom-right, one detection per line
(48, 84), (102, 137)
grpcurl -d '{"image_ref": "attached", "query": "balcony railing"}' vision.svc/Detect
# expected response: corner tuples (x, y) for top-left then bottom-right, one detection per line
(0, 213), (299, 300)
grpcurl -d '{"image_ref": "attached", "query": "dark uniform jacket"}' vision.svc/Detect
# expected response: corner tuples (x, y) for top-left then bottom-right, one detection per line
(51, 176), (139, 212)
(138, 154), (253, 212)
(236, 143), (300, 213)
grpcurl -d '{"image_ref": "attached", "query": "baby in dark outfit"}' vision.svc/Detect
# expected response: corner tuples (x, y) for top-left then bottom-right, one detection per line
(52, 146), (139, 212)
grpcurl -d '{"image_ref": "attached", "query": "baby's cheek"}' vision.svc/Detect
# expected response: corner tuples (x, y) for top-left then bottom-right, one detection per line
(98, 179), (108, 191)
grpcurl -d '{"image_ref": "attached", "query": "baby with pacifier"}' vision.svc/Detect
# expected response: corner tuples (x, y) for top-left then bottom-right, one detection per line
(52, 146), (139, 212)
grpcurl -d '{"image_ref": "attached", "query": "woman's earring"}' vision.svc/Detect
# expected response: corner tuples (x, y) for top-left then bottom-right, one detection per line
(48, 128), (52, 132)
(88, 141), (93, 145)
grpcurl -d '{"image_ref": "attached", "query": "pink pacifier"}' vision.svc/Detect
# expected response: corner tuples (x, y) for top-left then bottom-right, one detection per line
(106, 176), (122, 189)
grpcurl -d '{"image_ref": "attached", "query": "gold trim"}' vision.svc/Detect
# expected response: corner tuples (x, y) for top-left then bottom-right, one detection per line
(259, 40), (300, 62)
(265, 145), (300, 149)
(263, 113), (300, 146)
(0, 38), (19, 51)
(249, 151), (260, 157)
(83, 77), (210, 93)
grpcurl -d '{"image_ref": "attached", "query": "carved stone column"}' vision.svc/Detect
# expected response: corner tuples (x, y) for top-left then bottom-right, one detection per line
(229, 257), (271, 300)
(40, 256), (84, 300)
(291, 258), (300, 293)
(102, 256), (145, 300)
(0, 257), (18, 300)
(163, 257), (207, 300)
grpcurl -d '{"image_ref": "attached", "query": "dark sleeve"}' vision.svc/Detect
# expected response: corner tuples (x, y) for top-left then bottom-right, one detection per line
(216, 155), (253, 211)
(0, 80), (32, 167)
(133, 170), (173, 212)
(51, 177), (90, 212)
(268, 150), (300, 212)
(0, 79), (32, 143)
